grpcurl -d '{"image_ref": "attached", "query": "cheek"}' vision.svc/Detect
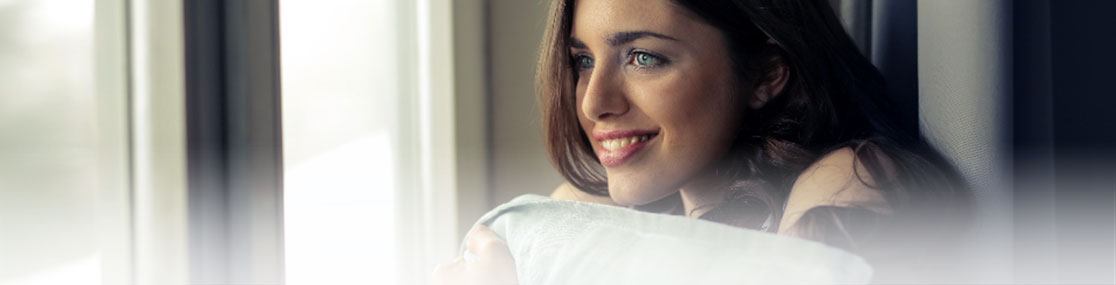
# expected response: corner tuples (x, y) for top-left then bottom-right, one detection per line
(637, 73), (741, 143)
(628, 71), (742, 191)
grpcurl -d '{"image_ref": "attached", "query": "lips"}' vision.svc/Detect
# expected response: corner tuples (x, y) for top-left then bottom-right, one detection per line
(592, 129), (659, 167)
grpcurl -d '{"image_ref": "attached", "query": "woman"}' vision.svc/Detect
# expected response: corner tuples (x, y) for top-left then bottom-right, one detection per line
(435, 0), (971, 283)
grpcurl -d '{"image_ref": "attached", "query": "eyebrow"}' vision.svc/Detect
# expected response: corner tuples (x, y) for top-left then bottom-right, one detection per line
(568, 30), (680, 49)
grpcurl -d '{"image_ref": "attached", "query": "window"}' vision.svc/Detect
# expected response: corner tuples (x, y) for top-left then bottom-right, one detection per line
(280, 0), (462, 284)
(280, 0), (401, 284)
(2, 0), (477, 284)
(0, 0), (106, 284)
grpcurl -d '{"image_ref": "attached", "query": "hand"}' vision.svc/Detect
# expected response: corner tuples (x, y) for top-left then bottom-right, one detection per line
(432, 225), (518, 285)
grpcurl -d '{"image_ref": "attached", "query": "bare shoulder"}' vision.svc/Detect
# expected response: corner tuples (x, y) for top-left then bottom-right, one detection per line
(549, 182), (619, 206)
(778, 146), (893, 234)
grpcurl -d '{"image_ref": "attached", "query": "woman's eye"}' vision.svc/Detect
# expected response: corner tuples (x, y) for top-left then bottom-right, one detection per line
(632, 51), (663, 68)
(574, 55), (594, 70)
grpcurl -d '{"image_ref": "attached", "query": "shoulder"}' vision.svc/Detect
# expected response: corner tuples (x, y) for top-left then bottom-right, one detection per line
(549, 182), (619, 206)
(777, 146), (893, 234)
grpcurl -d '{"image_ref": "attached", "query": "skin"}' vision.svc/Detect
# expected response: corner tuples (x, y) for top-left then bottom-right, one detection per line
(569, 0), (759, 211)
(432, 225), (518, 285)
(434, 0), (889, 283)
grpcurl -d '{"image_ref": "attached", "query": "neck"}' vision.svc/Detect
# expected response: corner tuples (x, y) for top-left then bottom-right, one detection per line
(679, 160), (737, 218)
(679, 182), (730, 219)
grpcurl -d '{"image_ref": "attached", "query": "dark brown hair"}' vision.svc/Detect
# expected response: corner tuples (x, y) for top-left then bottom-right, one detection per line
(537, 0), (971, 278)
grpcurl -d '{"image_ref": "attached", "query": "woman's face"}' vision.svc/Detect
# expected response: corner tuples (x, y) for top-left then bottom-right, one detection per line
(571, 0), (747, 205)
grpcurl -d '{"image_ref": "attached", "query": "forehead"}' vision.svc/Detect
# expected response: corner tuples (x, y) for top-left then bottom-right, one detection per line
(570, 0), (710, 45)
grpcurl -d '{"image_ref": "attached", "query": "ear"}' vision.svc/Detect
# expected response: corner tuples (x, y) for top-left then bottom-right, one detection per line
(748, 54), (790, 110)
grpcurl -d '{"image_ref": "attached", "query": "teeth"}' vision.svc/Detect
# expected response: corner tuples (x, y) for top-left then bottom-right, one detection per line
(601, 135), (653, 151)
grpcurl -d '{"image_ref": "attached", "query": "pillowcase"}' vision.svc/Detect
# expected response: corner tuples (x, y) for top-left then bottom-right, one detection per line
(463, 194), (873, 284)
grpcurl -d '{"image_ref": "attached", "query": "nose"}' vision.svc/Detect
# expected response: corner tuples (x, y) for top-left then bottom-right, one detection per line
(580, 67), (629, 121)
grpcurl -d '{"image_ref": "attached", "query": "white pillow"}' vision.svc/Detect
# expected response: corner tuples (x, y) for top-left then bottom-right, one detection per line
(464, 194), (874, 285)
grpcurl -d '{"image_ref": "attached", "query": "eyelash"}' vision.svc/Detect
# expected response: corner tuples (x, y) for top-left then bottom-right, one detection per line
(626, 50), (669, 70)
(572, 54), (594, 72)
(570, 50), (670, 73)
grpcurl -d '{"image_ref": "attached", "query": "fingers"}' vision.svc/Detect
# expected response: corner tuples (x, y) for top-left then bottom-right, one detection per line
(431, 257), (464, 285)
(433, 257), (464, 273)
(466, 225), (500, 254)
(465, 225), (508, 257)
(435, 226), (518, 285)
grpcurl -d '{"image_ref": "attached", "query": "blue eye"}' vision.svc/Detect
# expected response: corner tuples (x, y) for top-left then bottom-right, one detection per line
(631, 51), (664, 68)
(574, 55), (594, 70)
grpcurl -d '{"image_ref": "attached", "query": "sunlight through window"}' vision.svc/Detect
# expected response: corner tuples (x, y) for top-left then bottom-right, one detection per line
(280, 0), (401, 284)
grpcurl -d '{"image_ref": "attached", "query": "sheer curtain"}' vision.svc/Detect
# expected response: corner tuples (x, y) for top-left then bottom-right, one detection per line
(831, 0), (1015, 282)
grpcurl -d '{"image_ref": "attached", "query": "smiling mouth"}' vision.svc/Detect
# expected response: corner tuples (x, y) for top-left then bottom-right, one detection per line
(600, 134), (655, 151)
(593, 130), (660, 167)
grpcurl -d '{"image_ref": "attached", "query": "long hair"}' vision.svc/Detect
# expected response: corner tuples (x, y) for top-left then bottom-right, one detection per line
(537, 0), (971, 278)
